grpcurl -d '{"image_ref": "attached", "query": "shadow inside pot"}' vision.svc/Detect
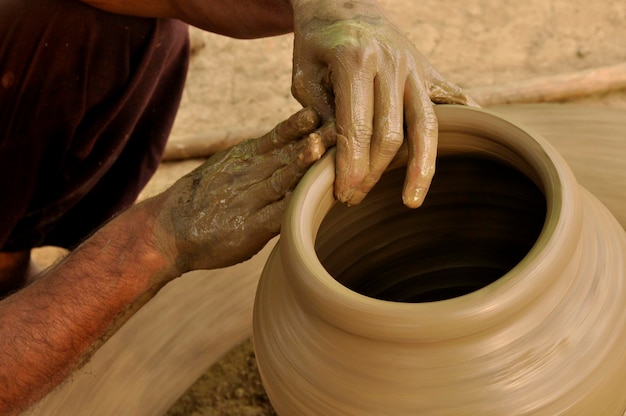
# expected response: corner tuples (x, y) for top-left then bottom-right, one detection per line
(315, 155), (547, 303)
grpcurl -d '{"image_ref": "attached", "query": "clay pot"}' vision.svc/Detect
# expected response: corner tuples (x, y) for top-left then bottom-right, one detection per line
(252, 105), (626, 415)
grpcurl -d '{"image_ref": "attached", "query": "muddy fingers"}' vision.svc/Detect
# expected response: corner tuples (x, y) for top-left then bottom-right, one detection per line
(250, 195), (291, 237)
(159, 110), (329, 272)
(250, 133), (326, 206)
(403, 78), (438, 208)
(311, 122), (337, 149)
(256, 107), (321, 154)
(428, 72), (478, 107)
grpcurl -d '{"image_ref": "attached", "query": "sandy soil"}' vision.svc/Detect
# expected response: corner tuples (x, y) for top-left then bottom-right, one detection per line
(31, 0), (626, 414)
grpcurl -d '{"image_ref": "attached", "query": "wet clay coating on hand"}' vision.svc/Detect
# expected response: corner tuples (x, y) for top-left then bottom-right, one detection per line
(289, 0), (476, 209)
(153, 107), (328, 274)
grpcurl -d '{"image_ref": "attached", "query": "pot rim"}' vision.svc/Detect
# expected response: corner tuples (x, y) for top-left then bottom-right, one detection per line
(281, 105), (583, 342)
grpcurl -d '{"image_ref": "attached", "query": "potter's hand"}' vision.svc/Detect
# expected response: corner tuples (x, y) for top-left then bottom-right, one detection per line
(290, 0), (475, 208)
(155, 108), (327, 273)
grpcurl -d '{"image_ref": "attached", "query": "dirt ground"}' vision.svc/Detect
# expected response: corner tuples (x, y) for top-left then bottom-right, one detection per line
(32, 0), (626, 414)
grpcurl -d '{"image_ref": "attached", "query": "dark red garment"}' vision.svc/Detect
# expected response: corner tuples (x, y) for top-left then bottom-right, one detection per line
(0, 0), (189, 250)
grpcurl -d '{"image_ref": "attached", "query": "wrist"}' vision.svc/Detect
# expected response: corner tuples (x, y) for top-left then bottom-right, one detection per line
(125, 197), (183, 285)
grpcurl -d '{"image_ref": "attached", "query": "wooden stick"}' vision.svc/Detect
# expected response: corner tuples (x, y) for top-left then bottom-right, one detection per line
(162, 62), (626, 161)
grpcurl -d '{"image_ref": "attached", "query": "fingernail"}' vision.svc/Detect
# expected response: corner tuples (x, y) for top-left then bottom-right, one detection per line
(403, 187), (426, 208)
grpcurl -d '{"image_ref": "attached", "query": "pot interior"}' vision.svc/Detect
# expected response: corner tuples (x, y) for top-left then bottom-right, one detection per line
(315, 154), (547, 303)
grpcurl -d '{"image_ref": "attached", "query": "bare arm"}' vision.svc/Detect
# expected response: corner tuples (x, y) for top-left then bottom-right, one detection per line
(0, 201), (177, 414)
(0, 108), (327, 414)
(78, 0), (295, 38)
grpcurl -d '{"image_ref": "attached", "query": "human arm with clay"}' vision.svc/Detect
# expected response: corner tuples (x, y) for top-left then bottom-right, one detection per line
(79, 0), (476, 207)
(0, 108), (328, 414)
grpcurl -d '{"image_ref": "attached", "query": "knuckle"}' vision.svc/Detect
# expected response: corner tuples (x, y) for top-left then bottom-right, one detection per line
(350, 124), (374, 144)
(269, 125), (282, 146)
(419, 112), (438, 134)
(337, 45), (369, 65)
(291, 70), (308, 101)
(380, 130), (404, 148)
(277, 144), (296, 165)
(291, 82), (305, 102)
(232, 138), (257, 160)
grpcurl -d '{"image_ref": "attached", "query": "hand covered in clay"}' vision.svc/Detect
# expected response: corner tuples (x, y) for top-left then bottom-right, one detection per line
(290, 0), (476, 208)
(154, 108), (328, 273)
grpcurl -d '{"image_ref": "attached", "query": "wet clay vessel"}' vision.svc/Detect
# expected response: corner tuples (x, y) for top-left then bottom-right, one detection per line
(253, 105), (626, 415)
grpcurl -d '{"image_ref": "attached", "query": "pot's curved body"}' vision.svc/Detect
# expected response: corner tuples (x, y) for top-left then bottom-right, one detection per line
(253, 106), (626, 415)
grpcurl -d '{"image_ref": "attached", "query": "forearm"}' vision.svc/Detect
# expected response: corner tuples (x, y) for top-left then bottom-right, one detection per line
(79, 0), (295, 39)
(0, 105), (325, 414)
(0, 199), (179, 414)
(78, 0), (388, 40)
(288, 0), (388, 25)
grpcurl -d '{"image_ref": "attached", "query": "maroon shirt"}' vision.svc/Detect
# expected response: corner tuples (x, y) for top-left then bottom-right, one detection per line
(0, 0), (189, 250)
